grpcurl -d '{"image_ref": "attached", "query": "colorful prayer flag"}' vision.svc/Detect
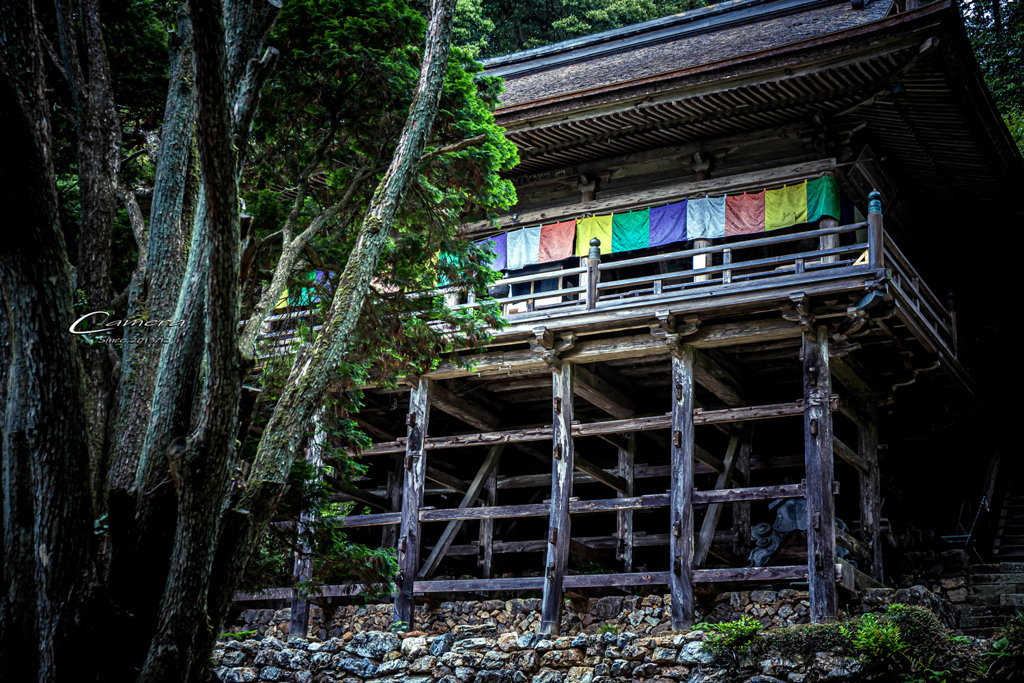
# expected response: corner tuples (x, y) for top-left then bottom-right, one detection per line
(475, 232), (507, 271)
(649, 200), (687, 247)
(612, 210), (650, 253)
(686, 196), (726, 240)
(539, 219), (577, 263)
(765, 182), (808, 231)
(575, 215), (613, 257)
(806, 175), (841, 223)
(725, 191), (765, 236)
(507, 226), (541, 270)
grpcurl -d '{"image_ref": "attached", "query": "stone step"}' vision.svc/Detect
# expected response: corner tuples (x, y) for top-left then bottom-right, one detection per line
(966, 593), (1006, 606)
(962, 604), (1022, 618)
(959, 614), (1014, 629)
(970, 573), (1024, 584)
(1001, 594), (1024, 607)
(972, 562), (1024, 573)
(969, 583), (1024, 595)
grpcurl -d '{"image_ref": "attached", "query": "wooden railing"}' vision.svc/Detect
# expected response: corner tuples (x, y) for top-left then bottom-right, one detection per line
(255, 196), (959, 362)
(882, 233), (957, 357)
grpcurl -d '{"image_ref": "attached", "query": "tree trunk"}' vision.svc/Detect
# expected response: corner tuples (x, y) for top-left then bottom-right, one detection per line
(211, 0), (459, 639)
(0, 3), (99, 680)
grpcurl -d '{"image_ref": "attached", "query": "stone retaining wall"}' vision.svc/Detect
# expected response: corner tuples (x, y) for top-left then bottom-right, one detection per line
(231, 585), (955, 643)
(213, 627), (868, 683)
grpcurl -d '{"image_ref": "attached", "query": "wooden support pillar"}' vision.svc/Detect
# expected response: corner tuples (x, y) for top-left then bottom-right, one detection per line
(382, 453), (403, 548)
(858, 411), (883, 583)
(541, 361), (574, 635)
(290, 410), (326, 636)
(395, 378), (431, 628)
(733, 435), (752, 558)
(803, 326), (838, 622)
(617, 433), (636, 572)
(819, 217), (839, 264)
(693, 239), (712, 282)
(670, 345), (696, 629)
(479, 458), (498, 579)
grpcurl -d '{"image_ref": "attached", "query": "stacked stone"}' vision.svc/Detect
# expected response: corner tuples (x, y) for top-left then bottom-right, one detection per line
(699, 590), (810, 629)
(212, 626), (877, 683)
(232, 591), (838, 641)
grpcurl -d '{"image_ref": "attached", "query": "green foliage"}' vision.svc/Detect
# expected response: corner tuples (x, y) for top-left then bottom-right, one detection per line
(697, 615), (764, 654)
(597, 623), (620, 634)
(467, 0), (708, 58)
(884, 604), (949, 663)
(758, 620), (858, 658)
(851, 612), (906, 662)
(975, 611), (1024, 680)
(962, 0), (1024, 153)
(219, 630), (259, 642)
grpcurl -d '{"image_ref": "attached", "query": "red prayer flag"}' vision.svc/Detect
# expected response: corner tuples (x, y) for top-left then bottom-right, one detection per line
(725, 192), (766, 236)
(538, 219), (577, 263)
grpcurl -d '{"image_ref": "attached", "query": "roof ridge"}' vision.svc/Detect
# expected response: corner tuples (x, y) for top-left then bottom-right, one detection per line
(481, 0), (866, 79)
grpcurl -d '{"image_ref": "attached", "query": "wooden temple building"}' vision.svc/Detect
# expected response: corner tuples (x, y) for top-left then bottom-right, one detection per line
(241, 0), (1024, 634)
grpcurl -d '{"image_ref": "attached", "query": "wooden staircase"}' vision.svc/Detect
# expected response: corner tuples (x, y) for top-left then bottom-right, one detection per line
(993, 481), (1024, 560)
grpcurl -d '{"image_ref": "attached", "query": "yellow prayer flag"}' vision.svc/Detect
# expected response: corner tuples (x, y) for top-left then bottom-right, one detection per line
(764, 182), (808, 231)
(274, 287), (290, 310)
(575, 215), (613, 257)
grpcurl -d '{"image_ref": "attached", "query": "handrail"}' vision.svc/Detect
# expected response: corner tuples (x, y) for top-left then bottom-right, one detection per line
(255, 201), (958, 368)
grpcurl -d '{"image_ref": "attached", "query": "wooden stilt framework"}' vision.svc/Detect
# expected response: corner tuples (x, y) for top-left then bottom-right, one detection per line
(234, 190), (969, 635)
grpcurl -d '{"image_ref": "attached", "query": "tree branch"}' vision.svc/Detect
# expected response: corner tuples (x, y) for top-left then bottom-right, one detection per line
(420, 133), (487, 164)
(238, 166), (371, 356)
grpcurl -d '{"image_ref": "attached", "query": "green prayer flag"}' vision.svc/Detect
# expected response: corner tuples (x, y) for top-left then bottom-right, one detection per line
(806, 176), (841, 223)
(611, 210), (651, 253)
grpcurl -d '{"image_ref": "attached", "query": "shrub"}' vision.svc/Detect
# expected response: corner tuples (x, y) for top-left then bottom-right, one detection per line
(597, 623), (620, 634)
(884, 604), (950, 662)
(852, 612), (906, 662)
(697, 615), (764, 654)
(975, 611), (1024, 681)
(758, 621), (857, 658)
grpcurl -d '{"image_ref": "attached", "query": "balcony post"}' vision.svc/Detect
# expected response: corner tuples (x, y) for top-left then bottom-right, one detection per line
(693, 239), (712, 282)
(867, 189), (884, 270)
(586, 238), (601, 310)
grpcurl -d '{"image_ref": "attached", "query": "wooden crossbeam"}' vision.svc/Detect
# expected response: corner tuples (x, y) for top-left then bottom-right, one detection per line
(832, 436), (869, 473)
(424, 319), (802, 381)
(327, 481), (391, 511)
(695, 350), (746, 407)
(574, 455), (630, 494)
(417, 445), (505, 579)
(430, 381), (500, 431)
(425, 466), (469, 494)
(573, 363), (637, 418)
(352, 416), (398, 441)
(361, 399), (833, 454)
